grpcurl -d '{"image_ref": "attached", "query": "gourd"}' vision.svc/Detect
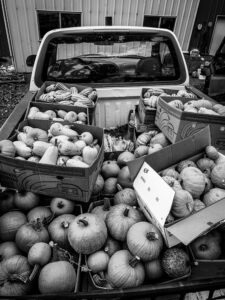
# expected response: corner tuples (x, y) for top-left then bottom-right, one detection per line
(64, 111), (78, 123)
(177, 160), (197, 173)
(0, 241), (21, 261)
(101, 160), (120, 179)
(114, 185), (137, 206)
(68, 213), (108, 254)
(196, 158), (215, 176)
(27, 106), (40, 118)
(87, 251), (109, 273)
(171, 189), (194, 218)
(44, 110), (57, 119)
(193, 199), (206, 212)
(14, 191), (40, 211)
(162, 176), (182, 191)
(144, 259), (164, 281)
(82, 145), (98, 165)
(49, 135), (70, 145)
(104, 236), (121, 257)
(26, 128), (48, 143)
(92, 174), (105, 195)
(161, 168), (180, 180)
(134, 145), (149, 158)
(194, 99), (213, 109)
(0, 140), (16, 157)
(106, 204), (145, 241)
(28, 242), (52, 281)
(48, 214), (76, 249)
(32, 141), (52, 157)
(58, 140), (83, 156)
(39, 143), (58, 165)
(107, 250), (145, 288)
(150, 132), (170, 148)
(27, 206), (52, 223)
(66, 159), (89, 168)
(148, 143), (163, 155)
(117, 151), (135, 167)
(211, 163), (225, 189)
(168, 99), (184, 110)
(127, 221), (164, 261)
(49, 123), (78, 138)
(79, 132), (94, 145)
(13, 141), (32, 158)
(57, 110), (67, 119)
(30, 111), (50, 120)
(205, 145), (219, 161)
(135, 130), (158, 147)
(180, 167), (206, 198)
(57, 155), (70, 166)
(203, 188), (225, 206)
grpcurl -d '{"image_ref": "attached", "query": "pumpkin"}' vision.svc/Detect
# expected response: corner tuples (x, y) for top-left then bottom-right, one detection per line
(48, 214), (76, 249)
(27, 206), (52, 223)
(107, 249), (145, 288)
(171, 190), (194, 218)
(177, 160), (197, 173)
(0, 255), (32, 296)
(117, 166), (133, 188)
(162, 176), (182, 191)
(134, 145), (149, 158)
(68, 213), (108, 254)
(0, 211), (27, 241)
(144, 259), (164, 281)
(117, 151), (135, 167)
(203, 188), (225, 207)
(15, 221), (50, 253)
(91, 198), (111, 221)
(0, 188), (16, 213)
(0, 241), (21, 261)
(106, 204), (145, 241)
(87, 250), (109, 273)
(196, 158), (215, 177)
(193, 199), (206, 212)
(14, 191), (40, 212)
(103, 177), (118, 195)
(104, 236), (121, 257)
(205, 145), (219, 161)
(211, 163), (225, 189)
(150, 132), (170, 148)
(28, 242), (52, 281)
(127, 221), (163, 261)
(204, 176), (213, 193)
(114, 186), (137, 206)
(161, 168), (180, 180)
(92, 174), (104, 195)
(135, 130), (158, 147)
(180, 167), (206, 198)
(0, 140), (16, 157)
(101, 160), (120, 179)
(38, 261), (76, 294)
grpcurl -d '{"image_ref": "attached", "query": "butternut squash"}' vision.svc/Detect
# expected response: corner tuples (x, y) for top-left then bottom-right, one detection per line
(32, 141), (52, 157)
(49, 123), (78, 138)
(66, 159), (89, 168)
(58, 140), (83, 156)
(39, 143), (58, 165)
(26, 128), (48, 143)
(13, 141), (32, 158)
(64, 111), (78, 123)
(57, 110), (67, 119)
(0, 140), (16, 157)
(29, 111), (50, 120)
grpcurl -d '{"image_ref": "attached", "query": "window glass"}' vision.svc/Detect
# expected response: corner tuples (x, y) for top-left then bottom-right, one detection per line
(143, 16), (160, 28)
(38, 12), (59, 38)
(61, 13), (81, 28)
(105, 16), (112, 26)
(160, 17), (176, 31)
(44, 32), (180, 85)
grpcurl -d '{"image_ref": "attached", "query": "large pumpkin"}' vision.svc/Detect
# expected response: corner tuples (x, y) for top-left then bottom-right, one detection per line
(68, 213), (107, 254)
(107, 249), (145, 288)
(180, 167), (206, 198)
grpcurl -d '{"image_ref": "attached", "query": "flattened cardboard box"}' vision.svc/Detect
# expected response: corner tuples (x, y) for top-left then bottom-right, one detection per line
(128, 126), (225, 247)
(155, 96), (225, 149)
(0, 120), (104, 203)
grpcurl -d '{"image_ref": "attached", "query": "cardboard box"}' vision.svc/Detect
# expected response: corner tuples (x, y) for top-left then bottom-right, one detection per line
(25, 101), (90, 126)
(134, 105), (158, 133)
(155, 96), (225, 149)
(127, 127), (225, 247)
(0, 120), (104, 202)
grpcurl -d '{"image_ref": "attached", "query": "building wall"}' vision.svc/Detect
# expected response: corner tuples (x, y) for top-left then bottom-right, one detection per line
(3, 0), (200, 72)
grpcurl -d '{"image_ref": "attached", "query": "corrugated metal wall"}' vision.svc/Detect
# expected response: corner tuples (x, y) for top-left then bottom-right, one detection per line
(4, 0), (200, 72)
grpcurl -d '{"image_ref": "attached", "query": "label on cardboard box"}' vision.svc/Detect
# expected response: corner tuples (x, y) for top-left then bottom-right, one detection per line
(134, 162), (175, 227)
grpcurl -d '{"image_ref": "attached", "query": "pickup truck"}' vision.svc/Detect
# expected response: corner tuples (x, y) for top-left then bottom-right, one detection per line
(0, 25), (213, 140)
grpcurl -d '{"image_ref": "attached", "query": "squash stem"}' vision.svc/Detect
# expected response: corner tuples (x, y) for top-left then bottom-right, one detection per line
(61, 221), (69, 228)
(103, 198), (111, 211)
(29, 264), (40, 281)
(123, 207), (130, 217)
(146, 232), (159, 241)
(78, 219), (89, 226)
(129, 256), (140, 268)
(116, 183), (123, 191)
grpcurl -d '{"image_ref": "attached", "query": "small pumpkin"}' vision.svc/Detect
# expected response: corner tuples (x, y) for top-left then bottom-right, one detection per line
(177, 160), (197, 173)
(87, 250), (109, 273)
(126, 221), (163, 261)
(162, 176), (182, 191)
(0, 140), (16, 157)
(211, 162), (225, 189)
(171, 190), (194, 218)
(196, 158), (215, 177)
(107, 250), (145, 288)
(203, 187), (225, 207)
(114, 185), (137, 206)
(161, 168), (180, 180)
(135, 130), (158, 147)
(193, 199), (206, 212)
(180, 167), (206, 198)
(104, 236), (121, 257)
(205, 145), (219, 161)
(91, 198), (111, 221)
(144, 259), (164, 281)
(106, 204), (145, 241)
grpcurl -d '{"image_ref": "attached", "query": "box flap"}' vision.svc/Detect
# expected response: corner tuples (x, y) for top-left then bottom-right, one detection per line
(134, 162), (175, 226)
(167, 198), (225, 245)
(128, 126), (211, 181)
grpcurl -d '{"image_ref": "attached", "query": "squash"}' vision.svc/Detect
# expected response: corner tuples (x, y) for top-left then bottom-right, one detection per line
(107, 250), (145, 288)
(87, 250), (109, 273)
(68, 213), (108, 254)
(64, 111), (78, 123)
(168, 99), (184, 110)
(44, 110), (57, 119)
(104, 236), (121, 257)
(117, 151), (135, 167)
(32, 141), (52, 157)
(177, 160), (197, 173)
(148, 143), (163, 155)
(196, 158), (215, 177)
(91, 198), (111, 221)
(13, 141), (32, 158)
(58, 140), (83, 156)
(171, 189), (194, 218)
(203, 188), (225, 206)
(162, 176), (182, 191)
(134, 145), (149, 158)
(180, 167), (206, 198)
(193, 199), (206, 212)
(49, 123), (78, 139)
(82, 145), (98, 165)
(66, 159), (89, 168)
(135, 130), (158, 147)
(161, 168), (180, 180)
(150, 132), (170, 148)
(0, 211), (27, 241)
(26, 128), (48, 143)
(114, 186), (137, 206)
(106, 204), (145, 241)
(0, 140), (16, 157)
(127, 221), (163, 261)
(49, 135), (70, 145)
(30, 111), (50, 120)
(101, 160), (120, 179)
(39, 143), (58, 165)
(211, 163), (225, 189)
(205, 145), (219, 161)
(144, 259), (164, 281)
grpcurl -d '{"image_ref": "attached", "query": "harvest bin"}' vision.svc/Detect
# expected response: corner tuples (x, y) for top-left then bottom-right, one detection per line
(155, 96), (225, 149)
(0, 120), (104, 202)
(127, 126), (225, 248)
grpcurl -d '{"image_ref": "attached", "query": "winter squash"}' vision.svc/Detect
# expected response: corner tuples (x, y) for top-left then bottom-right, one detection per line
(87, 250), (109, 273)
(0, 140), (16, 157)
(27, 206), (52, 223)
(162, 176), (182, 191)
(48, 214), (76, 249)
(0, 188), (16, 213)
(68, 213), (108, 254)
(0, 255), (32, 296)
(134, 145), (149, 158)
(14, 191), (40, 212)
(203, 188), (225, 207)
(150, 132), (170, 148)
(104, 236), (121, 257)
(107, 249), (145, 288)
(0, 211), (27, 241)
(177, 160), (197, 173)
(106, 204), (145, 241)
(180, 167), (206, 198)
(196, 158), (215, 177)
(114, 186), (137, 206)
(171, 190), (194, 218)
(0, 241), (21, 261)
(211, 163), (225, 189)
(205, 145), (219, 161)
(117, 166), (133, 188)
(92, 174), (104, 195)
(117, 151), (135, 167)
(193, 199), (206, 212)
(91, 198), (111, 221)
(126, 221), (164, 261)
(144, 259), (164, 281)
(101, 160), (120, 179)
(103, 177), (118, 195)
(161, 168), (180, 180)
(38, 261), (76, 294)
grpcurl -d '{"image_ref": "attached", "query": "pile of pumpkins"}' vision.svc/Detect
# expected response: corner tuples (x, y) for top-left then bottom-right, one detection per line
(0, 190), (81, 296)
(83, 190), (191, 289)
(0, 122), (101, 167)
(27, 106), (88, 124)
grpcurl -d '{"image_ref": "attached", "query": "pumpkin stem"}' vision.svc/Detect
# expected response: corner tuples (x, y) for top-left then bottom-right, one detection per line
(10, 273), (28, 284)
(129, 256), (140, 268)
(146, 232), (159, 241)
(61, 221), (69, 228)
(123, 207), (130, 217)
(103, 198), (111, 211)
(78, 218), (89, 227)
(29, 264), (40, 282)
(187, 203), (193, 212)
(116, 183), (123, 191)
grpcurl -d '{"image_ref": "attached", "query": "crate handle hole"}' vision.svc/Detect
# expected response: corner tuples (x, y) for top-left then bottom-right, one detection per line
(56, 175), (64, 180)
